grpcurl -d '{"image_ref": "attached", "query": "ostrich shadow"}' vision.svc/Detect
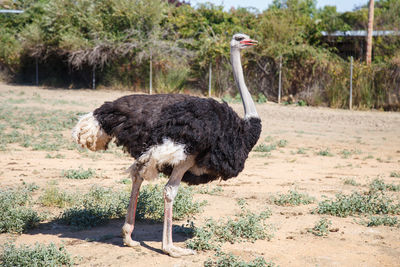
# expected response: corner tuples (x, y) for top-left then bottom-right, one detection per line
(28, 218), (194, 255)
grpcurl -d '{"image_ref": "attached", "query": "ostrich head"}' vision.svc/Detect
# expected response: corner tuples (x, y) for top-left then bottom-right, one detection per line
(230, 33), (258, 50)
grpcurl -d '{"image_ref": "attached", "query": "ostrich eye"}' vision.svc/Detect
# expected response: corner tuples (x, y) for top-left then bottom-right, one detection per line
(235, 36), (244, 41)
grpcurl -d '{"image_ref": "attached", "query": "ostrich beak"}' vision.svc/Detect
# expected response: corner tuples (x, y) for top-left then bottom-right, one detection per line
(240, 38), (258, 46)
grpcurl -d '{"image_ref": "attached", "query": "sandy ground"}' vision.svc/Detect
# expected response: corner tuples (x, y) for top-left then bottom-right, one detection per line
(0, 83), (400, 267)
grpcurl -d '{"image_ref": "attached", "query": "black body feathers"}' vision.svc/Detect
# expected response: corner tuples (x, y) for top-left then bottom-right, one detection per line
(93, 94), (261, 185)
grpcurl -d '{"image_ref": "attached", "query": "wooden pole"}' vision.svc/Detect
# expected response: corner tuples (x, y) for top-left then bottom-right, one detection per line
(35, 57), (39, 86)
(149, 52), (153, 95)
(208, 62), (212, 97)
(92, 65), (96, 89)
(366, 0), (374, 64)
(278, 55), (282, 104)
(349, 56), (353, 110)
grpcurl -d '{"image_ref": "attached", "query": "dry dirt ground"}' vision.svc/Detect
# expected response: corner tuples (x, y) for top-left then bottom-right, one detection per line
(0, 83), (400, 267)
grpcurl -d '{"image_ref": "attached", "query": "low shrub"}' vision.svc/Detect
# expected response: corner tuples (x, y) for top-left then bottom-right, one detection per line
(0, 242), (74, 267)
(0, 187), (41, 233)
(273, 190), (315, 206)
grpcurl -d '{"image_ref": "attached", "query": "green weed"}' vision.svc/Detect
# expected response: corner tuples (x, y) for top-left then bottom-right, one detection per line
(308, 218), (332, 236)
(253, 143), (276, 153)
(0, 242), (75, 267)
(363, 215), (399, 227)
(277, 139), (288, 148)
(369, 178), (400, 192)
(196, 185), (224, 195)
(186, 200), (272, 251)
(136, 184), (206, 222)
(39, 187), (75, 208)
(204, 251), (275, 267)
(343, 178), (360, 186)
(62, 167), (95, 179)
(0, 187), (41, 233)
(314, 191), (400, 217)
(390, 172), (400, 178)
(59, 186), (128, 229)
(317, 149), (333, 157)
(273, 190), (315, 206)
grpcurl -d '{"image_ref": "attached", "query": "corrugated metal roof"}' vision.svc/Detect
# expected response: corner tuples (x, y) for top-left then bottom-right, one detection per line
(321, 30), (400, 37)
(0, 9), (24, 14)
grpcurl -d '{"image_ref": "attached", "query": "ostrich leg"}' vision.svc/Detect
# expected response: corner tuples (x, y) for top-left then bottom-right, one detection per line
(122, 172), (143, 247)
(162, 158), (196, 257)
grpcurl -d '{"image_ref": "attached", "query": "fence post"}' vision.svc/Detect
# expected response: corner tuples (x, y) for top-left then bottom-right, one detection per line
(208, 62), (212, 97)
(35, 57), (39, 86)
(349, 56), (353, 110)
(92, 65), (96, 89)
(278, 55), (282, 104)
(149, 51), (153, 95)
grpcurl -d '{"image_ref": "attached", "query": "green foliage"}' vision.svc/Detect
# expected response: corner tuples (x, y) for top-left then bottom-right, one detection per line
(317, 148), (333, 157)
(314, 191), (400, 217)
(253, 143), (276, 153)
(308, 218), (332, 236)
(369, 178), (400, 192)
(59, 186), (128, 229)
(136, 184), (206, 222)
(364, 215), (399, 227)
(0, 242), (74, 267)
(273, 190), (315, 206)
(1, 0), (399, 110)
(343, 178), (360, 186)
(186, 200), (272, 251)
(204, 251), (275, 267)
(0, 187), (41, 233)
(39, 187), (75, 208)
(390, 171), (400, 178)
(277, 139), (288, 147)
(62, 167), (95, 179)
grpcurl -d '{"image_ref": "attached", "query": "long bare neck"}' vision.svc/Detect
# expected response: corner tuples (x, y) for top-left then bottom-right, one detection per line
(230, 48), (259, 119)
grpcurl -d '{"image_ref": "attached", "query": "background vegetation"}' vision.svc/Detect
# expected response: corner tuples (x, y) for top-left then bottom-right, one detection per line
(0, 0), (399, 109)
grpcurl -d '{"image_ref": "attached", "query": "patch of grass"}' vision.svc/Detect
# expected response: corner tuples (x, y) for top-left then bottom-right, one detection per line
(369, 178), (400, 192)
(296, 100), (307, 106)
(277, 139), (288, 148)
(340, 149), (362, 159)
(186, 200), (272, 251)
(0, 105), (79, 151)
(253, 143), (276, 153)
(39, 187), (75, 208)
(60, 184), (205, 229)
(296, 148), (307, 154)
(62, 167), (95, 179)
(45, 153), (65, 159)
(343, 178), (360, 186)
(363, 215), (399, 227)
(273, 190), (315, 206)
(317, 148), (333, 157)
(308, 218), (332, 236)
(118, 178), (132, 184)
(390, 171), (400, 178)
(59, 186), (128, 230)
(0, 187), (41, 233)
(314, 191), (400, 217)
(196, 185), (223, 195)
(256, 93), (267, 104)
(0, 242), (75, 267)
(204, 251), (275, 267)
(136, 184), (206, 222)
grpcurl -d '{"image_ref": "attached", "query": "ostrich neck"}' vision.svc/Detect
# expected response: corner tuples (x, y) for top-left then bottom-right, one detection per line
(230, 48), (259, 119)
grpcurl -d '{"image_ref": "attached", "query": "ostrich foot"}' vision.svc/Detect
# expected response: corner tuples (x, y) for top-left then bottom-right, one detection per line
(162, 245), (196, 258)
(122, 224), (140, 247)
(123, 237), (140, 247)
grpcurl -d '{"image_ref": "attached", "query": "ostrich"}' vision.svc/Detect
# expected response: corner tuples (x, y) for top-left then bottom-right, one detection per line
(71, 33), (261, 257)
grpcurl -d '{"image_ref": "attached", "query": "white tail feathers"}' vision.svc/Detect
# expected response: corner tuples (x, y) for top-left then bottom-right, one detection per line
(72, 112), (111, 151)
